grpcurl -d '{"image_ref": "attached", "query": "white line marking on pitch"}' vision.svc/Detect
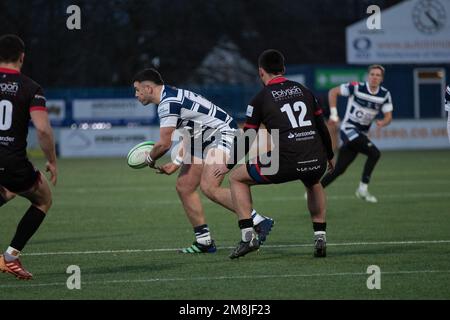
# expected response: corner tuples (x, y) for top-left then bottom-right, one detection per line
(49, 192), (450, 207)
(61, 179), (450, 193)
(21, 239), (450, 257)
(1, 269), (450, 289)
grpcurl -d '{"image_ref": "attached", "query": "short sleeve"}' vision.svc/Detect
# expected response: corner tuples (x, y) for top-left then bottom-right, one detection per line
(29, 87), (47, 112)
(382, 92), (393, 113)
(312, 94), (324, 116)
(244, 92), (263, 130)
(339, 82), (356, 97)
(158, 102), (181, 128)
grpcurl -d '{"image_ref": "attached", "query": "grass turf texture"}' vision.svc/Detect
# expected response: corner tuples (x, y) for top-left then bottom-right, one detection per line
(1, 150), (449, 299)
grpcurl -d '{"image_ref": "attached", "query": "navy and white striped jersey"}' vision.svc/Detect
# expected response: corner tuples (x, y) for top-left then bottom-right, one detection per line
(157, 86), (237, 138)
(445, 85), (450, 112)
(340, 81), (393, 139)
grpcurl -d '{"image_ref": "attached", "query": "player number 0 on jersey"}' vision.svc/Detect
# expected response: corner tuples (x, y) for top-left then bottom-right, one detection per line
(280, 101), (312, 129)
(0, 100), (13, 131)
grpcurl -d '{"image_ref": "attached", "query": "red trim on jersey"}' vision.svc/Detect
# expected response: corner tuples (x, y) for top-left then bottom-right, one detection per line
(314, 109), (323, 116)
(267, 77), (287, 85)
(244, 123), (259, 129)
(350, 81), (359, 86)
(0, 67), (20, 74)
(30, 106), (47, 112)
(255, 162), (270, 182)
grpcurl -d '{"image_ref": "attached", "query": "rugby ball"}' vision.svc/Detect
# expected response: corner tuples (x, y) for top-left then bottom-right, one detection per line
(127, 141), (155, 169)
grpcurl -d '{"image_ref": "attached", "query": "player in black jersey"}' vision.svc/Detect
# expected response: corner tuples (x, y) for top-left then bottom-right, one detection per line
(0, 35), (57, 280)
(217, 49), (334, 259)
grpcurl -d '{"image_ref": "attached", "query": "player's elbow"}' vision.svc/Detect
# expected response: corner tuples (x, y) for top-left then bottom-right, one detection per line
(329, 87), (340, 97)
(385, 116), (393, 126)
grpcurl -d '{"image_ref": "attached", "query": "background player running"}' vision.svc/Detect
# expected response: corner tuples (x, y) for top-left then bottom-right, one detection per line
(321, 65), (393, 203)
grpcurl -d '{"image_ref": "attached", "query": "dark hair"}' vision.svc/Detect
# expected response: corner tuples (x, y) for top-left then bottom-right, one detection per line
(0, 34), (25, 63)
(132, 68), (164, 85)
(258, 49), (285, 74)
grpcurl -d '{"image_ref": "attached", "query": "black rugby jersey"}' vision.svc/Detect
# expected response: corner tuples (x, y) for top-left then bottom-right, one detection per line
(0, 67), (47, 161)
(245, 77), (332, 163)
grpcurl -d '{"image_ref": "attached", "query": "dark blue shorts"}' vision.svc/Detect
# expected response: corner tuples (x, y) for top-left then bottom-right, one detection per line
(246, 155), (327, 188)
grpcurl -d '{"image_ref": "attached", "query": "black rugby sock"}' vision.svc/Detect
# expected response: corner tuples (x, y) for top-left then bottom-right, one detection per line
(313, 222), (326, 232)
(10, 206), (46, 251)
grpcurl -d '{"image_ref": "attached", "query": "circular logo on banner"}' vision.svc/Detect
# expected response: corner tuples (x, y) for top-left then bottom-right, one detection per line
(412, 0), (446, 34)
(353, 37), (372, 51)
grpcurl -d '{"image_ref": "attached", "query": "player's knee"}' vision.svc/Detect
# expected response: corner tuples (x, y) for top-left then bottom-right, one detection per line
(370, 148), (381, 161)
(34, 196), (52, 213)
(333, 165), (347, 176)
(176, 181), (193, 196)
(43, 201), (52, 213)
(42, 195), (53, 212)
(229, 170), (248, 187)
(229, 171), (239, 185)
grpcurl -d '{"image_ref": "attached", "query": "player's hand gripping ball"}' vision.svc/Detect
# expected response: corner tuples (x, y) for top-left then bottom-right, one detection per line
(127, 141), (155, 169)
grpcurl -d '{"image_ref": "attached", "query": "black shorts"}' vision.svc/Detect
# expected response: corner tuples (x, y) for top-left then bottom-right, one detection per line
(246, 156), (327, 188)
(0, 158), (40, 193)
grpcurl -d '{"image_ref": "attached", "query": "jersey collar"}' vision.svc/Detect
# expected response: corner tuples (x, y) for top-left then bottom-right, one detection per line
(366, 81), (380, 95)
(267, 76), (287, 85)
(0, 67), (20, 74)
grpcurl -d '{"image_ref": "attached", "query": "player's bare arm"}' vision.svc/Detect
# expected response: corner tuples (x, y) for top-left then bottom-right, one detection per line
(376, 111), (392, 127)
(146, 126), (175, 167)
(327, 159), (335, 172)
(30, 109), (57, 186)
(157, 139), (184, 175)
(328, 86), (341, 123)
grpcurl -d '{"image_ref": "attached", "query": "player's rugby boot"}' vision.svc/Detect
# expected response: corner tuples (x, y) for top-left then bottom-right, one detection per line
(254, 217), (274, 245)
(355, 188), (378, 203)
(179, 241), (217, 254)
(313, 235), (327, 258)
(0, 255), (33, 280)
(229, 236), (260, 259)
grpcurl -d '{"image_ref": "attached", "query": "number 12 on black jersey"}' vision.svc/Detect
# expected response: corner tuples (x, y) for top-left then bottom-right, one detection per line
(280, 101), (312, 128)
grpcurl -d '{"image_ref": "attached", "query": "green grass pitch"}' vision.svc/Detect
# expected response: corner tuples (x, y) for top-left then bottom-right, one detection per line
(1, 150), (449, 299)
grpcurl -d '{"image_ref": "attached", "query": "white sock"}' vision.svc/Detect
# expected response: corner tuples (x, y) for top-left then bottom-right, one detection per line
(359, 182), (368, 192)
(195, 228), (212, 246)
(314, 231), (326, 240)
(196, 235), (211, 246)
(4, 246), (20, 262)
(251, 209), (266, 225)
(241, 228), (255, 242)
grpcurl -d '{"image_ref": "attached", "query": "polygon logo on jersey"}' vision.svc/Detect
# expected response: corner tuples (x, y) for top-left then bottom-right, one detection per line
(271, 86), (303, 100)
(0, 82), (19, 95)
